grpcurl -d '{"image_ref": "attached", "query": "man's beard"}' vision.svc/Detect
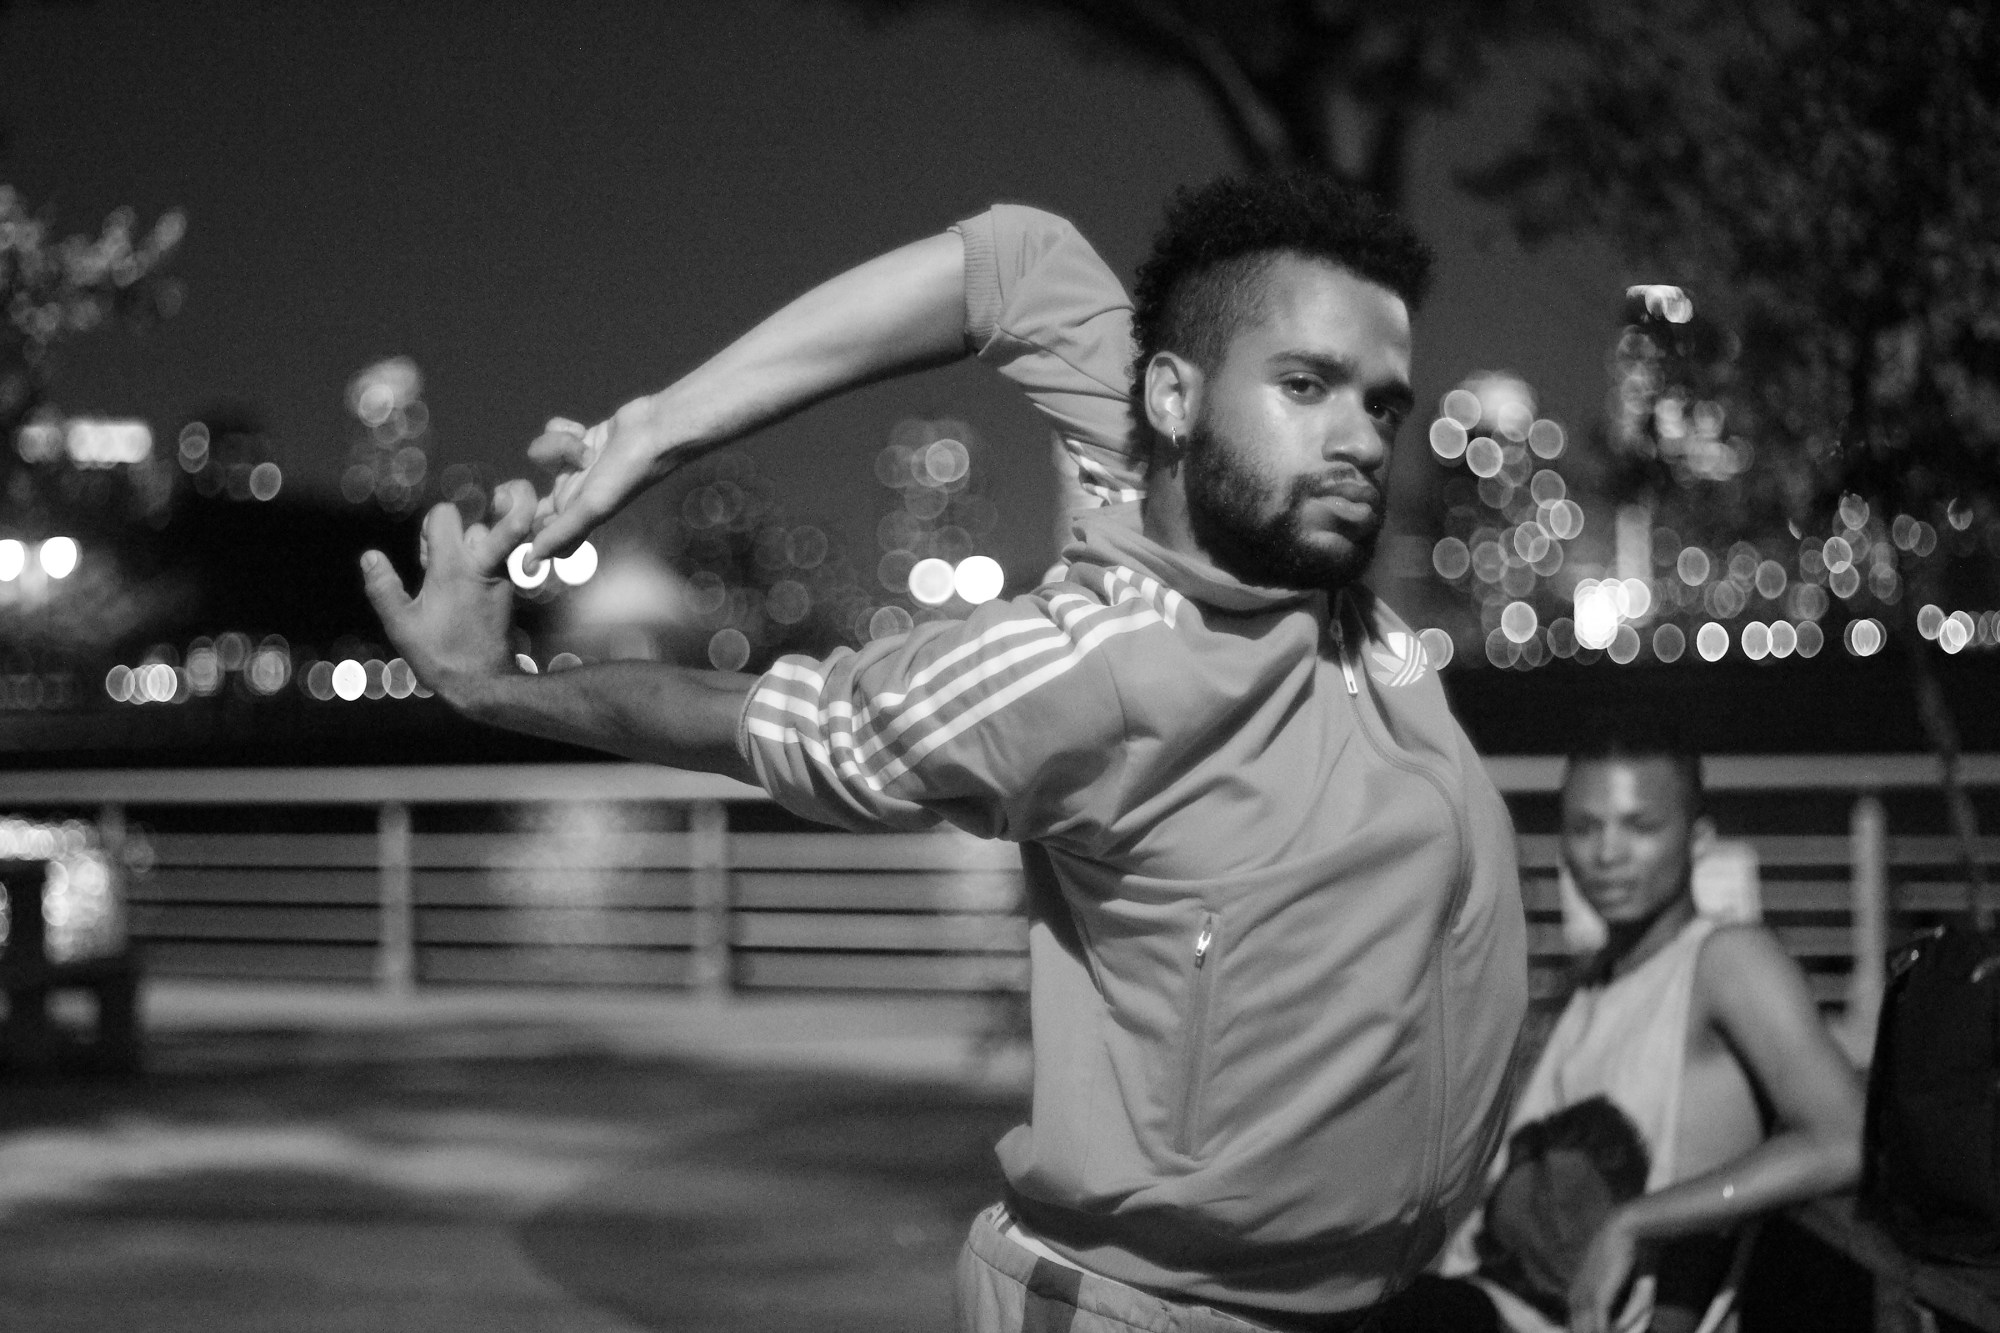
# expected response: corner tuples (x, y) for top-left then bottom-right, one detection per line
(1182, 418), (1385, 592)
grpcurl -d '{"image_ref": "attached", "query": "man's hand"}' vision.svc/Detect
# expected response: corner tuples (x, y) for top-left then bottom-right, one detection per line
(361, 478), (538, 708)
(528, 394), (691, 561)
(1567, 1209), (1641, 1333)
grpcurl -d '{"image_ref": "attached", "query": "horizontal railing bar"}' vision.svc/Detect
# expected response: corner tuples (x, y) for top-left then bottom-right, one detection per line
(0, 755), (1995, 808)
(0, 764), (762, 806)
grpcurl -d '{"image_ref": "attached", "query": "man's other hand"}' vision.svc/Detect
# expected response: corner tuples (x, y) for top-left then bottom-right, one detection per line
(361, 478), (538, 708)
(527, 394), (686, 561)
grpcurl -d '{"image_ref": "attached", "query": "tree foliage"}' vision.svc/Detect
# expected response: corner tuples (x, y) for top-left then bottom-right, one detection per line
(1472, 0), (1999, 532)
(820, 0), (1581, 206)
(1, 185), (185, 442)
(1472, 0), (2000, 893)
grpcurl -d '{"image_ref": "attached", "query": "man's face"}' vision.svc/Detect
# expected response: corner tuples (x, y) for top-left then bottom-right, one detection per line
(1182, 255), (1413, 591)
(1560, 757), (1704, 928)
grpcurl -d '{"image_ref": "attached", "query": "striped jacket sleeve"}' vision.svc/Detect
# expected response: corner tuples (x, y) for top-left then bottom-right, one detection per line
(954, 205), (1146, 510)
(737, 581), (1162, 840)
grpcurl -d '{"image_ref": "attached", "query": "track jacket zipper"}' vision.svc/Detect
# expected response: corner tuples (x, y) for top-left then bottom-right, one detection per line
(1174, 910), (1220, 1156)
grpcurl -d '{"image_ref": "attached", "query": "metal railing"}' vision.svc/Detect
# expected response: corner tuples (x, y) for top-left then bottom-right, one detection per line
(0, 756), (1994, 1015)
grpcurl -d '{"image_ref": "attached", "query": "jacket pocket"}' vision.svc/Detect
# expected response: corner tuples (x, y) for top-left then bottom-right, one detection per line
(1171, 910), (1220, 1157)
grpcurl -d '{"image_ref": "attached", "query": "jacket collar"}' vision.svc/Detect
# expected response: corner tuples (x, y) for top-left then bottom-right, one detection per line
(1065, 503), (1332, 618)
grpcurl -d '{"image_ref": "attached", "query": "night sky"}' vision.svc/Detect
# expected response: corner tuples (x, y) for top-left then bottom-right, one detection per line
(0, 0), (1623, 586)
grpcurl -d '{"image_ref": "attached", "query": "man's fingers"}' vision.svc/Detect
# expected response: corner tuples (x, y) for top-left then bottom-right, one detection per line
(359, 550), (414, 626)
(528, 418), (594, 472)
(472, 479), (540, 571)
(529, 506), (596, 563)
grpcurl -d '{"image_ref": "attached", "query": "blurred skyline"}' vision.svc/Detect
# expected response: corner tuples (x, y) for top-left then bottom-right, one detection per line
(0, 0), (1624, 586)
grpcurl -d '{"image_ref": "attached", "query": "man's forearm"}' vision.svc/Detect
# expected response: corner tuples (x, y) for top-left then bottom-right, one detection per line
(452, 661), (759, 784)
(640, 231), (968, 457)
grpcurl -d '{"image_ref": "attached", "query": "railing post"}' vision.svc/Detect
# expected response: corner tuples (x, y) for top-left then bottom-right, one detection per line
(1845, 793), (1889, 1063)
(376, 801), (415, 995)
(689, 798), (731, 998)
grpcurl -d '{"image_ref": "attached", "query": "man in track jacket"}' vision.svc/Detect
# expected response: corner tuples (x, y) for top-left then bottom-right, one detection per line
(363, 172), (1526, 1332)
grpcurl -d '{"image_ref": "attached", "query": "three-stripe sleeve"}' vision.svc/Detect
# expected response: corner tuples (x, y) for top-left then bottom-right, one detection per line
(739, 589), (1151, 839)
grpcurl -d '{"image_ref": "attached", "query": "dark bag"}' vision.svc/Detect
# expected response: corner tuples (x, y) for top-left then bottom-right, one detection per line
(1861, 921), (2000, 1266)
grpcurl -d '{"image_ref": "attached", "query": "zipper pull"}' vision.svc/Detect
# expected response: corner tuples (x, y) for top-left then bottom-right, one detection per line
(1328, 619), (1359, 696)
(1194, 924), (1213, 967)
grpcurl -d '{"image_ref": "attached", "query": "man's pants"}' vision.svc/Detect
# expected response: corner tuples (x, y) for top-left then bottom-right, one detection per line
(954, 1203), (1373, 1333)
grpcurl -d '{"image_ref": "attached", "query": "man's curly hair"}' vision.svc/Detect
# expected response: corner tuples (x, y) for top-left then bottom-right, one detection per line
(1128, 171), (1433, 459)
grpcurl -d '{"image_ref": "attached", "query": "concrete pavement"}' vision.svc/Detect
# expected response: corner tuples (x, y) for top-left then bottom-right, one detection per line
(0, 981), (1032, 1332)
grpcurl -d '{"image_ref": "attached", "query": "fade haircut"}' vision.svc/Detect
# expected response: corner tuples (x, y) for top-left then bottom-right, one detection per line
(1128, 170), (1434, 462)
(1564, 711), (1706, 820)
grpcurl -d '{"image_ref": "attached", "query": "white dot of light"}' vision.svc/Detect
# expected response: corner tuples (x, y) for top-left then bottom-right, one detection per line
(104, 665), (134, 703)
(1917, 604), (1945, 639)
(766, 580), (811, 624)
(1913, 522), (1938, 556)
(390, 652), (422, 696)
(361, 659), (388, 700)
(1696, 623), (1730, 662)
(1526, 419), (1566, 459)
(1620, 578), (1654, 619)
(331, 659), (367, 701)
(145, 663), (180, 703)
(1441, 388), (1483, 429)
(1839, 493), (1870, 529)
(1629, 284), (1693, 322)
(1822, 536), (1854, 573)
(1892, 514), (1918, 549)
(1548, 500), (1584, 541)
(248, 648), (289, 695)
(706, 628), (750, 671)
(249, 462), (283, 501)
(1574, 582), (1621, 650)
(1608, 625), (1642, 664)
(924, 438), (970, 485)
(954, 555), (1005, 605)
(1769, 621), (1798, 658)
(1942, 612), (1973, 654)
(1742, 621), (1772, 660)
(1753, 560), (1787, 600)
(1548, 618), (1577, 658)
(1513, 525), (1551, 564)
(514, 653), (539, 675)
(507, 543), (550, 590)
(1432, 537), (1471, 580)
(1465, 436), (1504, 479)
(1796, 621), (1825, 658)
(1529, 470), (1566, 505)
(1653, 624), (1687, 663)
(1829, 565), (1862, 600)
(1846, 619), (1885, 657)
(1500, 601), (1538, 644)
(0, 539), (23, 582)
(545, 653), (582, 673)
(1418, 627), (1454, 670)
(1486, 630), (1520, 668)
(868, 606), (913, 642)
(304, 660), (336, 701)
(908, 557), (957, 606)
(1428, 418), (1469, 461)
(552, 540), (598, 586)
(186, 646), (221, 696)
(38, 536), (78, 579)
(1790, 584), (1829, 621)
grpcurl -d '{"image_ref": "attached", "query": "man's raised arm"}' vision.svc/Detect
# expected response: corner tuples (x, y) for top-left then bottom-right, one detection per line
(529, 231), (968, 558)
(529, 205), (1143, 560)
